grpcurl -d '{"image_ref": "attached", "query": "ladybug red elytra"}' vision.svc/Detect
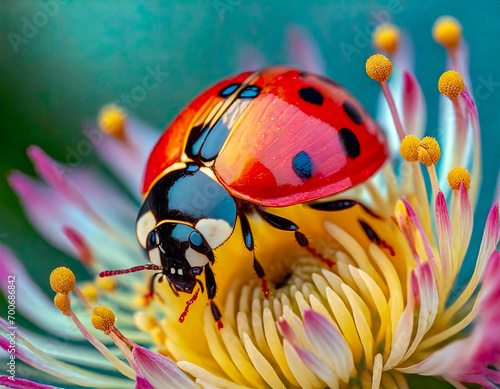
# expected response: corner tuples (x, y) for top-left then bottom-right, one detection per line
(100, 66), (388, 324)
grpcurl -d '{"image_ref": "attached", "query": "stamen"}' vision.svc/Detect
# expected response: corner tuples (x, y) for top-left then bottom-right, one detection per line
(99, 264), (162, 277)
(418, 137), (441, 199)
(178, 289), (200, 324)
(91, 306), (116, 333)
(49, 267), (76, 294)
(53, 293), (69, 315)
(447, 167), (471, 190)
(98, 104), (126, 139)
(400, 135), (420, 162)
(366, 54), (392, 82)
(372, 24), (400, 54)
(366, 54), (405, 140)
(432, 16), (462, 50)
(438, 70), (465, 100)
(48, 271), (135, 379)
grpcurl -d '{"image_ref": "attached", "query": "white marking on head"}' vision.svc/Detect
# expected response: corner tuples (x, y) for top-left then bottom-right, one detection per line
(186, 247), (209, 268)
(148, 247), (161, 267)
(136, 210), (156, 249)
(195, 218), (232, 249)
(178, 269), (183, 276)
(171, 267), (175, 274)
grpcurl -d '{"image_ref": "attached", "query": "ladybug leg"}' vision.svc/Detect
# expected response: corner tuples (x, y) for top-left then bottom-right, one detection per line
(257, 210), (335, 268)
(359, 219), (395, 256)
(145, 272), (163, 301)
(205, 263), (224, 329)
(309, 199), (381, 219)
(240, 213), (270, 299)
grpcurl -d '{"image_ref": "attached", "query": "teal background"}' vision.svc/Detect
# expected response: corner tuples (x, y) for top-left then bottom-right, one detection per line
(0, 1), (498, 387)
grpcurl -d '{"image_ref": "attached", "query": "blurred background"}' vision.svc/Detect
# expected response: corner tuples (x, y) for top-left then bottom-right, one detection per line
(0, 0), (499, 386)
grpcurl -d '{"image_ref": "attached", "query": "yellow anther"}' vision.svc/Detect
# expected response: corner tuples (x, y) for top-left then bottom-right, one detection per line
(98, 105), (126, 138)
(54, 293), (69, 314)
(438, 70), (465, 99)
(50, 267), (76, 294)
(433, 16), (462, 49)
(80, 283), (98, 302)
(418, 147), (433, 167)
(134, 312), (159, 333)
(151, 327), (166, 346)
(95, 275), (116, 292)
(91, 306), (116, 332)
(448, 166), (471, 190)
(132, 294), (150, 308)
(366, 54), (392, 82)
(400, 135), (420, 162)
(373, 24), (400, 53)
(419, 136), (441, 166)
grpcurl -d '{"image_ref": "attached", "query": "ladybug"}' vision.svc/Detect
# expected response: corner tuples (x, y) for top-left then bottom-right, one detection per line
(101, 66), (388, 324)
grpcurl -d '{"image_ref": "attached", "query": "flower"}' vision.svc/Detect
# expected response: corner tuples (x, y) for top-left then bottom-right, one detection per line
(1, 17), (499, 389)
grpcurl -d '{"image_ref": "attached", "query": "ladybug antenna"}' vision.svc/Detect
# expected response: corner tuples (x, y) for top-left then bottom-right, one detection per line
(99, 264), (162, 278)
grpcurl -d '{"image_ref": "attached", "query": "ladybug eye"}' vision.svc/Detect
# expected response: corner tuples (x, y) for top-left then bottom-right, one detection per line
(147, 231), (158, 249)
(189, 231), (203, 248)
(189, 231), (210, 254)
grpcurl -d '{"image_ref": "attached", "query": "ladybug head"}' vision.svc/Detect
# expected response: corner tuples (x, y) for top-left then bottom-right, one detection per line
(146, 222), (213, 293)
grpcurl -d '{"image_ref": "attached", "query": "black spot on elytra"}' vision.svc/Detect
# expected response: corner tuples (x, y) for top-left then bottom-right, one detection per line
(342, 101), (363, 125)
(298, 87), (324, 105)
(238, 85), (262, 98)
(292, 151), (313, 179)
(338, 128), (360, 159)
(218, 83), (240, 97)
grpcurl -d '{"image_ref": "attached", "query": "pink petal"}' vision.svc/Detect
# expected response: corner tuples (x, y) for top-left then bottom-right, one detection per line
(8, 171), (139, 269)
(0, 376), (62, 389)
(132, 346), (198, 389)
(62, 225), (93, 265)
(27, 146), (97, 219)
(135, 376), (155, 389)
(482, 203), (500, 248)
(303, 310), (353, 382)
(0, 334), (127, 387)
(402, 198), (439, 278)
(277, 317), (298, 345)
(435, 192), (453, 278)
(401, 250), (500, 382)
(89, 117), (159, 195)
(237, 45), (266, 72)
(286, 25), (326, 74)
(0, 245), (80, 338)
(402, 71), (426, 138)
